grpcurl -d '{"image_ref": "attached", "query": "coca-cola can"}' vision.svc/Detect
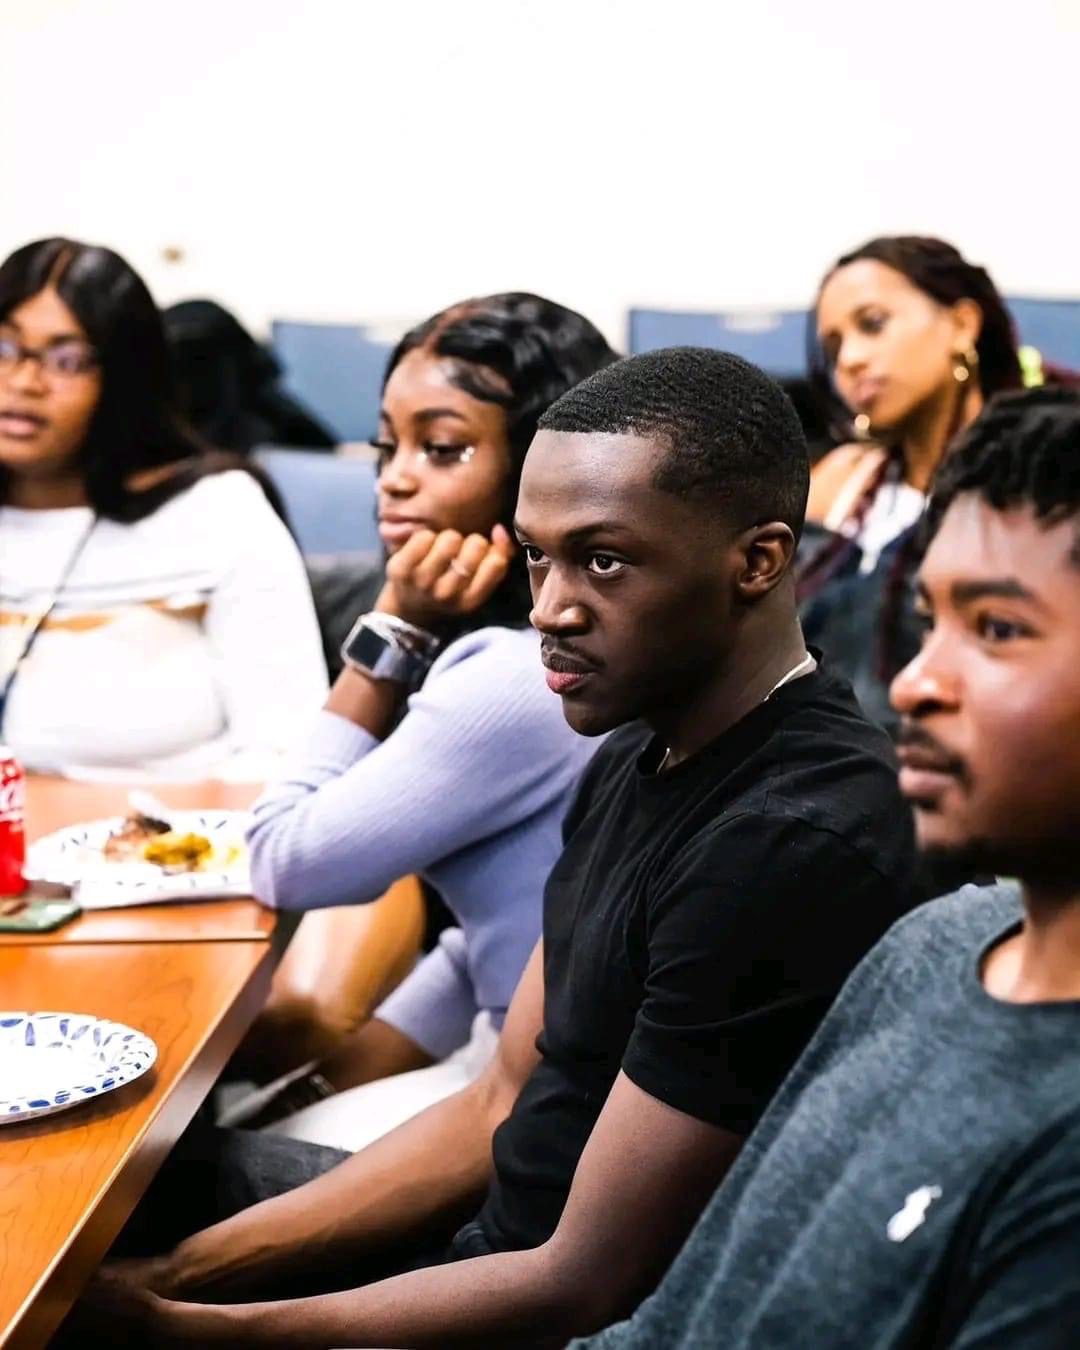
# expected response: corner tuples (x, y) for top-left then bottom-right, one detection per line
(0, 747), (27, 897)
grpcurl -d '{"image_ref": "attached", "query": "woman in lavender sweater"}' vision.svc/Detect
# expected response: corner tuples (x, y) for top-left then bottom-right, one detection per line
(242, 294), (617, 1144)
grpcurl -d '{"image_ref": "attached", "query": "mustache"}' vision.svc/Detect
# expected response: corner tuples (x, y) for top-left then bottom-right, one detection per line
(539, 640), (600, 673)
(895, 721), (970, 784)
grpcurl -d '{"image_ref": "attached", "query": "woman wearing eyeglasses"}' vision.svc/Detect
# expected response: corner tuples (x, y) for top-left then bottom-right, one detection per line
(0, 237), (326, 778)
(240, 295), (617, 1147)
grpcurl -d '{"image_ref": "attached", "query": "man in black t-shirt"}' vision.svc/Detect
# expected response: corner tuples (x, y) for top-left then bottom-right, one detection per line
(574, 389), (1080, 1349)
(80, 350), (920, 1347)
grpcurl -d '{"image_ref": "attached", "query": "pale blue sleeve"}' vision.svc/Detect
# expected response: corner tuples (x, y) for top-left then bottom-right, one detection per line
(245, 629), (578, 910)
(374, 928), (478, 1061)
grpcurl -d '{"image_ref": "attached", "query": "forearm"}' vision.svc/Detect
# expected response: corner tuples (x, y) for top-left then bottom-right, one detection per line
(159, 1248), (586, 1349)
(246, 709), (425, 910)
(323, 665), (405, 738)
(161, 1084), (497, 1300)
(319, 1015), (433, 1092)
(321, 578), (443, 736)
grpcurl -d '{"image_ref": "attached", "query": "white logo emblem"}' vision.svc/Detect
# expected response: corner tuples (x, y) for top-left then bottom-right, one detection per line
(887, 1185), (943, 1242)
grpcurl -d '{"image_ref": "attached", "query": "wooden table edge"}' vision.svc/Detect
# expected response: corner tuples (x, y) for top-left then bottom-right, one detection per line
(1, 940), (274, 1350)
(0, 928), (273, 946)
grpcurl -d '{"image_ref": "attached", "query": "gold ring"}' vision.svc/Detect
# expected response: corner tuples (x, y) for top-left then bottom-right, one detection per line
(449, 559), (474, 579)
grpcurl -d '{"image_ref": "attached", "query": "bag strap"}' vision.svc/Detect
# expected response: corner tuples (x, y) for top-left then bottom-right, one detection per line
(0, 515), (97, 732)
(807, 444), (891, 532)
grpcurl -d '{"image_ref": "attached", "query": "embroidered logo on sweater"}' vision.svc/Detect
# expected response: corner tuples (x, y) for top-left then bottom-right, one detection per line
(886, 1185), (942, 1241)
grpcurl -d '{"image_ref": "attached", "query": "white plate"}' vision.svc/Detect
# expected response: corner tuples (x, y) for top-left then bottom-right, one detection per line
(0, 1011), (157, 1124)
(25, 810), (251, 908)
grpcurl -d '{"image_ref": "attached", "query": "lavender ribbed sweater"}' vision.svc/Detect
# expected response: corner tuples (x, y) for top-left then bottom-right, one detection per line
(247, 625), (597, 1059)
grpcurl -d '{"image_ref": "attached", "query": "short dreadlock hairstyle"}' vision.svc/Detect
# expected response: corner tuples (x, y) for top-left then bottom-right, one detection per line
(537, 347), (810, 538)
(924, 386), (1080, 561)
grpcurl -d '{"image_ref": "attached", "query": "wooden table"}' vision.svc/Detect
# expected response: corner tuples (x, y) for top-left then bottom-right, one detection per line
(0, 778), (276, 1349)
(0, 778), (271, 946)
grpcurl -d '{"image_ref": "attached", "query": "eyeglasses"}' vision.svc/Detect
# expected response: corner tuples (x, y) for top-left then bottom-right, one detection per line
(373, 442), (477, 476)
(0, 335), (100, 379)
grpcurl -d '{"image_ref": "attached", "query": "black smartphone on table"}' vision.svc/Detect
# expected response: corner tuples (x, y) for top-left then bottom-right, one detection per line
(0, 896), (82, 933)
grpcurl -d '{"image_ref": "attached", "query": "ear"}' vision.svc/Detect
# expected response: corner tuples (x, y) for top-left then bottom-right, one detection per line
(948, 298), (983, 352)
(734, 521), (797, 600)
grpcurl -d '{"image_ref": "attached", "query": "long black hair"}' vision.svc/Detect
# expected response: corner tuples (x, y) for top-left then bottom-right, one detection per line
(383, 292), (620, 625)
(0, 237), (260, 522)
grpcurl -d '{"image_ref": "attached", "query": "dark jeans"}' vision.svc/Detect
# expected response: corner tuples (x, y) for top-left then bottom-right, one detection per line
(52, 1125), (490, 1345)
(115, 1124), (478, 1292)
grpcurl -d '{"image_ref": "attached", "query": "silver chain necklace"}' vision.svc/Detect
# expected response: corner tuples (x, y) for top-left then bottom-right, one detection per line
(656, 651), (816, 774)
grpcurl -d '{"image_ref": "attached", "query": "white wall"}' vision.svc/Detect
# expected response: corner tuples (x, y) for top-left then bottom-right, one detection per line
(4, 0), (1079, 346)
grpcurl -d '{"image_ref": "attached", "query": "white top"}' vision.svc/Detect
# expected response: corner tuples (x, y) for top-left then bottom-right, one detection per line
(0, 470), (328, 780)
(853, 479), (926, 573)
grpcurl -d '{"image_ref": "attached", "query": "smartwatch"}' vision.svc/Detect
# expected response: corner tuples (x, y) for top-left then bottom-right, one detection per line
(340, 612), (441, 689)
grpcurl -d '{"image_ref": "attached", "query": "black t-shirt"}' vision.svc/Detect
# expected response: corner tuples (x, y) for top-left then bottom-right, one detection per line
(476, 662), (922, 1252)
(578, 886), (1080, 1349)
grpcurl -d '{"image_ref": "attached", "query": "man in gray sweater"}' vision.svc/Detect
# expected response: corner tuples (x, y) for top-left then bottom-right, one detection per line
(577, 387), (1080, 1348)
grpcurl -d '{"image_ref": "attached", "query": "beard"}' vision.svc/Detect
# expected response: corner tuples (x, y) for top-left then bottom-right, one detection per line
(919, 831), (1080, 897)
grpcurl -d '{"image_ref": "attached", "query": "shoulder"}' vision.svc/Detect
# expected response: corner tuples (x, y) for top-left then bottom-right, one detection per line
(176, 467), (278, 517)
(133, 467), (277, 533)
(151, 470), (296, 566)
(770, 666), (913, 833)
(822, 883), (1023, 1030)
(807, 442), (889, 527)
(733, 668), (904, 836)
(777, 665), (899, 783)
(873, 882), (1022, 966)
(654, 806), (878, 899)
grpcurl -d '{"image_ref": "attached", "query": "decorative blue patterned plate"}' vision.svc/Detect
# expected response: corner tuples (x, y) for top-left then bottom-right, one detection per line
(0, 1012), (157, 1124)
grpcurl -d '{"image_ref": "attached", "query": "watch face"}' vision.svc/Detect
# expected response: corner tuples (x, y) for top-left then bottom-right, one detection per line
(344, 624), (391, 670)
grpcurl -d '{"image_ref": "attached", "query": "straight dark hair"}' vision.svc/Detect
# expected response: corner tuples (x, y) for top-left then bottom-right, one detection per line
(0, 237), (255, 522)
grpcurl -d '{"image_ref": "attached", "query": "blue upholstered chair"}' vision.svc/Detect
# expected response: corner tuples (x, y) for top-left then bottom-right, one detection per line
(252, 446), (380, 556)
(1005, 298), (1080, 369)
(271, 321), (393, 444)
(628, 307), (810, 377)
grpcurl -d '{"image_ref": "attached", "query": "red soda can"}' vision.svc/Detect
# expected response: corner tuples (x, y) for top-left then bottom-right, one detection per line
(0, 747), (27, 897)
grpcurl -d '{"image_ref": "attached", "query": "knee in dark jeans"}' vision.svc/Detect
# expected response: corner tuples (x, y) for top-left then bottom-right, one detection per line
(110, 1124), (350, 1258)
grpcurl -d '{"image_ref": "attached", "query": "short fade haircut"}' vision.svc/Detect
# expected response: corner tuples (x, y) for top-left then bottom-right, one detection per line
(925, 386), (1080, 563)
(537, 347), (810, 537)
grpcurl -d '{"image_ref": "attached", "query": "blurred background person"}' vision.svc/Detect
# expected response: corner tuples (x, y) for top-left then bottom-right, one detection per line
(797, 236), (1024, 733)
(0, 236), (327, 781)
(163, 299), (336, 454)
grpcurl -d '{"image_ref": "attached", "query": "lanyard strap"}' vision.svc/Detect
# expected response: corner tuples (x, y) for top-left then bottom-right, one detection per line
(0, 515), (98, 728)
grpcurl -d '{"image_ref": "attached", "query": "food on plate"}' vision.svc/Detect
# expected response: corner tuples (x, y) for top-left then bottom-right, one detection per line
(102, 811), (171, 862)
(141, 831), (214, 872)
